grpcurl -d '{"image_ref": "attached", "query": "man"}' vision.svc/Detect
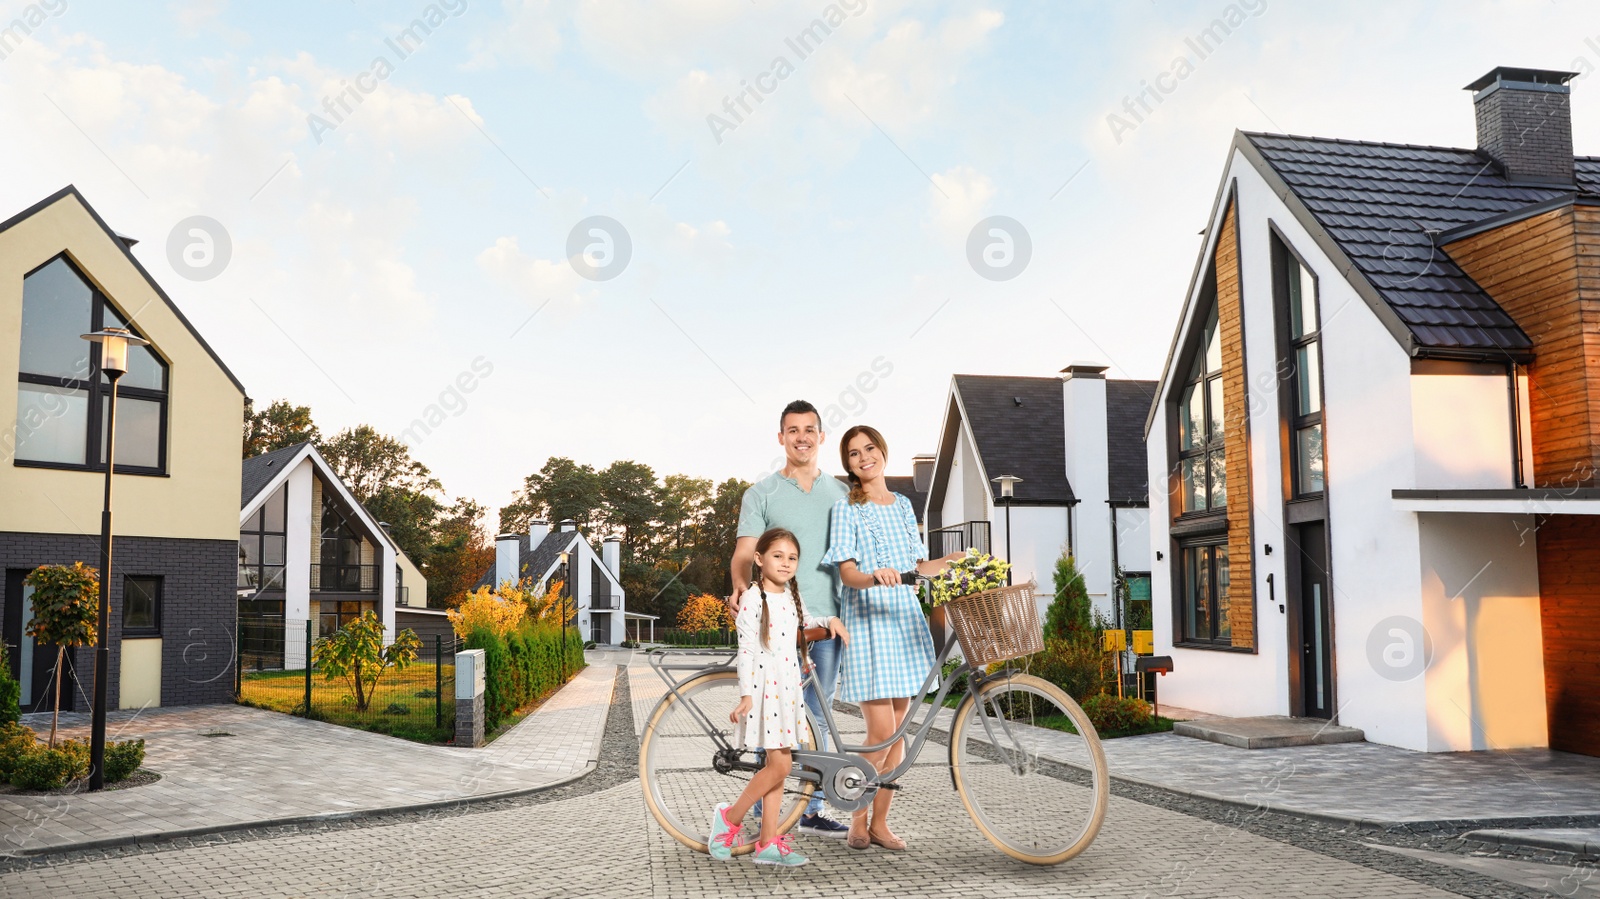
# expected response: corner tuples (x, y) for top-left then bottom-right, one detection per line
(729, 400), (850, 837)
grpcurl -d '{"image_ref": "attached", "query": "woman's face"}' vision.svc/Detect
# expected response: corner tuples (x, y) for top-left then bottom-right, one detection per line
(845, 431), (885, 480)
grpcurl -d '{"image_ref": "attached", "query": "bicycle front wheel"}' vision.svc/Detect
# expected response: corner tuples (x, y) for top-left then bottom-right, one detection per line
(950, 673), (1109, 865)
(638, 668), (815, 855)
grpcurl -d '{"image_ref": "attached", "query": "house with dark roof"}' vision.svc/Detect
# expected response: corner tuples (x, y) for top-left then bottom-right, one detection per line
(478, 520), (627, 646)
(1146, 66), (1600, 755)
(2, 187), (245, 711)
(238, 442), (433, 669)
(924, 366), (1156, 619)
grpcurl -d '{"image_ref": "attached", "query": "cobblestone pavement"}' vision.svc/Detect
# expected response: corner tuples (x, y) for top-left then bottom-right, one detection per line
(0, 660), (616, 857)
(0, 654), (1591, 897)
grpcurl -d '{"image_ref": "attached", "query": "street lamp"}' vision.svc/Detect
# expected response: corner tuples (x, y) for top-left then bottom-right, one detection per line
(558, 550), (571, 681)
(80, 327), (148, 792)
(992, 475), (1022, 586)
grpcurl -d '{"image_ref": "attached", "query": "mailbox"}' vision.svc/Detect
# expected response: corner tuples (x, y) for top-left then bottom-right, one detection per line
(1132, 630), (1155, 654)
(1135, 655), (1174, 675)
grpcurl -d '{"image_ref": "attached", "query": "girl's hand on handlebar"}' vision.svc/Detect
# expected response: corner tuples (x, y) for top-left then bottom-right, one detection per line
(730, 695), (751, 724)
(828, 617), (850, 647)
(872, 567), (901, 587)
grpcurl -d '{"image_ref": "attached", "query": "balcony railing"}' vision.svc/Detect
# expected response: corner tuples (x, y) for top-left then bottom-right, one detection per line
(929, 520), (991, 559)
(312, 563), (379, 594)
(590, 594), (620, 611)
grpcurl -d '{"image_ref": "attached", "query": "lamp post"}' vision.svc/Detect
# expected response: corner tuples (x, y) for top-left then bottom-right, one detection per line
(992, 475), (1022, 586)
(80, 327), (147, 792)
(558, 550), (570, 681)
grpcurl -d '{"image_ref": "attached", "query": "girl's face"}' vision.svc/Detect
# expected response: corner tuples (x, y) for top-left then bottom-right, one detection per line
(845, 432), (885, 480)
(759, 539), (799, 586)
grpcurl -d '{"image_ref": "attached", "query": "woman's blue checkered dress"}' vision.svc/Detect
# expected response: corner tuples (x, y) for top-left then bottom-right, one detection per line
(822, 494), (936, 702)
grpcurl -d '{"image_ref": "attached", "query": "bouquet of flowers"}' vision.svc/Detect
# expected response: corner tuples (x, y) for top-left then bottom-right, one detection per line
(920, 548), (1012, 607)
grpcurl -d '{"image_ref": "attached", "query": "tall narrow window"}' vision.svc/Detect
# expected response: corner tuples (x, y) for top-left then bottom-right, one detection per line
(239, 484), (288, 592)
(14, 257), (169, 473)
(1180, 543), (1231, 643)
(1177, 307), (1226, 513)
(318, 493), (373, 592)
(1286, 261), (1325, 495)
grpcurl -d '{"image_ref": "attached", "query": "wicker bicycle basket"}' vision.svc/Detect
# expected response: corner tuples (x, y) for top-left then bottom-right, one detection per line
(941, 581), (1044, 668)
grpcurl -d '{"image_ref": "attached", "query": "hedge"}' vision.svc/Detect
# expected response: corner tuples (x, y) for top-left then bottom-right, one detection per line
(465, 620), (586, 732)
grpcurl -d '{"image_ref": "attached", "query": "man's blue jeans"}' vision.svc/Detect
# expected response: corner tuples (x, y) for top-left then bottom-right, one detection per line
(801, 636), (842, 816)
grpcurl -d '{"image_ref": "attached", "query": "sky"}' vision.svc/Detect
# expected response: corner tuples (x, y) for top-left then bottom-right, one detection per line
(1, 0), (1596, 517)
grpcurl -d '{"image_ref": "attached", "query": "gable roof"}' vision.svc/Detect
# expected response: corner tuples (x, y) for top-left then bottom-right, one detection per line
(1105, 380), (1156, 504)
(1238, 132), (1600, 357)
(241, 441), (311, 506)
(1, 186), (247, 395)
(950, 375), (1074, 505)
(472, 530), (582, 592)
(884, 476), (927, 524)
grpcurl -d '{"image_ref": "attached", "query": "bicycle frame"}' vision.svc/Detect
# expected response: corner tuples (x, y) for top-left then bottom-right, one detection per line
(646, 631), (1023, 814)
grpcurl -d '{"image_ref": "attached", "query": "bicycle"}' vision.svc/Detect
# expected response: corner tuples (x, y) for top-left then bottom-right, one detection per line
(638, 600), (1109, 865)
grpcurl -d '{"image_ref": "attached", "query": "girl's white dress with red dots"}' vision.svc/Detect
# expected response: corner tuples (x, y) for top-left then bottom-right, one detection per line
(734, 584), (828, 751)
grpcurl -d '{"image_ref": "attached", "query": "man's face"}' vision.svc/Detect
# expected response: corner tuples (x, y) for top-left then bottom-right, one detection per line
(778, 412), (823, 465)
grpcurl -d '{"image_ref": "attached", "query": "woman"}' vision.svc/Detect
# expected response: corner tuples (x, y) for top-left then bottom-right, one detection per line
(821, 425), (961, 851)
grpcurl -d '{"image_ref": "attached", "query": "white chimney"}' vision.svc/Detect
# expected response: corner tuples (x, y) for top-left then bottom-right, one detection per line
(603, 536), (621, 579)
(528, 519), (549, 549)
(557, 518), (577, 533)
(495, 533), (521, 590)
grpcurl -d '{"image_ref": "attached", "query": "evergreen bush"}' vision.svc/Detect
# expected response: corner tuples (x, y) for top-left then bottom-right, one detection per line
(104, 738), (146, 783)
(0, 644), (19, 726)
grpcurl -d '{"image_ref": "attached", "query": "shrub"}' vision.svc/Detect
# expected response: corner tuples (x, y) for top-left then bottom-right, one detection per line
(450, 584), (528, 640)
(312, 611), (422, 712)
(55, 737), (90, 781)
(104, 738), (145, 783)
(1026, 637), (1106, 703)
(1082, 694), (1153, 735)
(466, 619), (585, 731)
(383, 702), (410, 716)
(415, 688), (438, 699)
(0, 723), (39, 781)
(0, 644), (19, 726)
(677, 593), (731, 631)
(1044, 551), (1092, 643)
(11, 746), (79, 790)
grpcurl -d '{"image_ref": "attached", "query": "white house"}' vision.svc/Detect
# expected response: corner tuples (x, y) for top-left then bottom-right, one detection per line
(238, 441), (431, 669)
(1145, 66), (1599, 756)
(478, 519), (627, 646)
(923, 368), (1155, 623)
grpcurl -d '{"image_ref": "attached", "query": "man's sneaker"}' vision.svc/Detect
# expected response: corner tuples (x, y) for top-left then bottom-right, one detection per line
(749, 834), (808, 867)
(796, 813), (850, 838)
(707, 803), (744, 861)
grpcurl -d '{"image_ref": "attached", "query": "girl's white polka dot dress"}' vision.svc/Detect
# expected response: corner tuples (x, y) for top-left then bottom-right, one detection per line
(734, 584), (828, 751)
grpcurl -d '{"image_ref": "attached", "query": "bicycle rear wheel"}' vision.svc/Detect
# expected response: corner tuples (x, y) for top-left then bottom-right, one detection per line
(949, 673), (1108, 865)
(638, 668), (815, 855)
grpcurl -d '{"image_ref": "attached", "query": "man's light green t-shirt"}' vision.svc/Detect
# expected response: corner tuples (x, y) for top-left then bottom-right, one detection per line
(737, 470), (849, 619)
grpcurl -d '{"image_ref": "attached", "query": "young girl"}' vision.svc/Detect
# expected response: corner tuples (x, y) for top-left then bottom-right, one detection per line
(708, 527), (849, 866)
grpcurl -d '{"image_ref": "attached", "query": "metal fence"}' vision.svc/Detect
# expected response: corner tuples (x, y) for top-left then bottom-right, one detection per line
(237, 629), (460, 743)
(658, 627), (735, 648)
(929, 520), (991, 558)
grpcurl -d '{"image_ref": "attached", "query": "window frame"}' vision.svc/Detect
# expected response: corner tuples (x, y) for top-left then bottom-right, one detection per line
(14, 254), (170, 477)
(121, 575), (162, 637)
(1175, 304), (1228, 517)
(1284, 257), (1325, 498)
(1175, 539), (1234, 647)
(239, 484), (289, 594)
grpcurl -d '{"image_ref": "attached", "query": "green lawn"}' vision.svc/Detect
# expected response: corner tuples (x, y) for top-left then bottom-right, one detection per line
(239, 664), (455, 744)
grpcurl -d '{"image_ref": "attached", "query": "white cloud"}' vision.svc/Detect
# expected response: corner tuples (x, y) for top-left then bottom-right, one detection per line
(925, 165), (994, 242)
(464, 0), (568, 70)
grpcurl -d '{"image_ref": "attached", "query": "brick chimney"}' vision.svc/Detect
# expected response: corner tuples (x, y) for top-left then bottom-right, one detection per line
(602, 536), (622, 579)
(528, 518), (549, 549)
(1465, 66), (1578, 185)
(494, 533), (521, 590)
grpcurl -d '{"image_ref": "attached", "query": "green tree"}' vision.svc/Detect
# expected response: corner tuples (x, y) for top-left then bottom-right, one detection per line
(1045, 550), (1093, 643)
(311, 611), (423, 712)
(658, 474), (712, 560)
(599, 460), (662, 559)
(500, 457), (603, 533)
(681, 478), (749, 598)
(23, 563), (99, 746)
(424, 498), (497, 608)
(320, 425), (446, 565)
(0, 643), (20, 726)
(243, 399), (320, 458)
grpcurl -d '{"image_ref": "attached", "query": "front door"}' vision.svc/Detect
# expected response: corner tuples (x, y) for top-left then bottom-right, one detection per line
(591, 614), (607, 646)
(1293, 523), (1334, 719)
(4, 568), (76, 713)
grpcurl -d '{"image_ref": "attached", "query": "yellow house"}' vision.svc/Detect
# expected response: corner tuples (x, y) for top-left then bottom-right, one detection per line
(1, 186), (245, 711)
